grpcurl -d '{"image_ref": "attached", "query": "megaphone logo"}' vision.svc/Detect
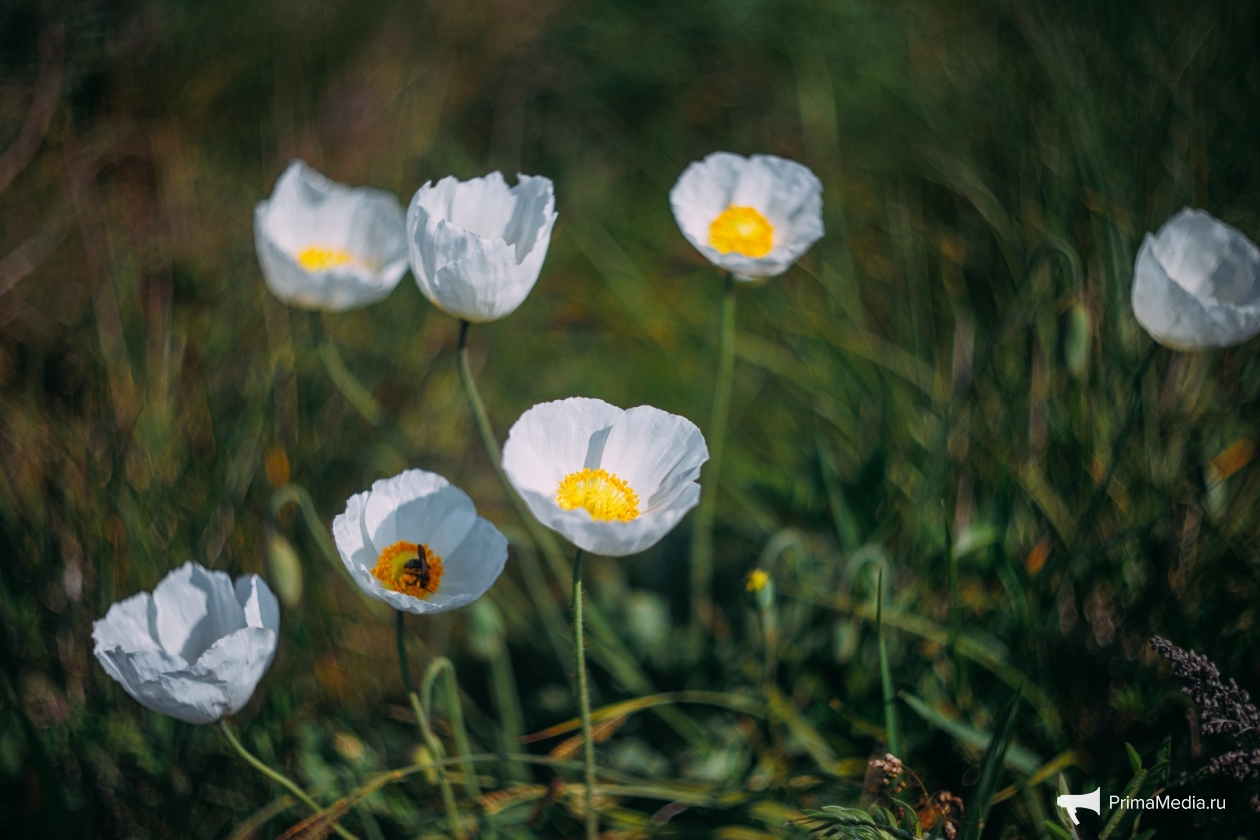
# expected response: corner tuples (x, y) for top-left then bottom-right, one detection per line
(1056, 787), (1101, 825)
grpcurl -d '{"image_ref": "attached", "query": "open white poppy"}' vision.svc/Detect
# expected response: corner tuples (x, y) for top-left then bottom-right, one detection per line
(92, 563), (280, 724)
(254, 160), (408, 311)
(406, 172), (558, 322)
(1131, 208), (1260, 350)
(501, 398), (709, 557)
(332, 469), (508, 614)
(670, 152), (823, 280)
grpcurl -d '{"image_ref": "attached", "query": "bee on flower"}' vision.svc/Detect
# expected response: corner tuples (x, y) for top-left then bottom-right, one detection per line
(254, 159), (409, 311)
(332, 469), (508, 613)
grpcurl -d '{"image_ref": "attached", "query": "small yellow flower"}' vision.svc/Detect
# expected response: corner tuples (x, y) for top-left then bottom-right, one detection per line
(745, 569), (770, 593)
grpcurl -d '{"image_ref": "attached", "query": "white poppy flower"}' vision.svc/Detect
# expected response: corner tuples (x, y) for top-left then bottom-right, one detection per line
(92, 562), (280, 724)
(1131, 208), (1260, 350)
(670, 151), (823, 280)
(501, 397), (709, 557)
(406, 171), (558, 322)
(254, 159), (408, 311)
(332, 469), (508, 614)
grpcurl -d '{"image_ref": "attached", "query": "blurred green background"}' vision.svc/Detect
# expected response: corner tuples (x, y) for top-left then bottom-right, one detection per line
(2, 0), (1260, 837)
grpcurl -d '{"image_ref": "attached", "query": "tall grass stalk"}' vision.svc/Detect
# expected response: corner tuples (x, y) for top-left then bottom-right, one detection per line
(571, 548), (599, 840)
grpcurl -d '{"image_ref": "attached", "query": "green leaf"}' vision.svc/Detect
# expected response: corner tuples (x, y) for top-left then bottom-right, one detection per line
(1044, 823), (1075, 840)
(1124, 743), (1142, 774)
(960, 691), (1020, 840)
(1097, 769), (1146, 840)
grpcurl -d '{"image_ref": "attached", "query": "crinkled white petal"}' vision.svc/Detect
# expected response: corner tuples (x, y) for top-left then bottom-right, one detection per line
(406, 172), (558, 322)
(92, 563), (281, 723)
(600, 406), (709, 510)
(361, 469), (477, 559)
(670, 152), (823, 279)
(502, 399), (708, 557)
(152, 562), (246, 663)
(254, 159), (408, 311)
(1132, 208), (1260, 349)
(332, 476), (508, 614)
(501, 398), (626, 498)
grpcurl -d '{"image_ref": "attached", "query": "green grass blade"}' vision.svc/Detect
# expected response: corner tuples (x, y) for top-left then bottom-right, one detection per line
(876, 568), (901, 757)
(1097, 769), (1146, 840)
(961, 691), (1020, 840)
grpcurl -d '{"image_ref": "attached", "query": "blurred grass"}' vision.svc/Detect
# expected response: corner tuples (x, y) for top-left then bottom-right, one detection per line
(2, 0), (1260, 837)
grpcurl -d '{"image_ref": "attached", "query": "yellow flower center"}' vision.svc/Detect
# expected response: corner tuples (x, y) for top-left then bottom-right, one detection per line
(709, 205), (774, 257)
(556, 468), (640, 522)
(295, 245), (356, 272)
(745, 569), (770, 593)
(370, 541), (444, 599)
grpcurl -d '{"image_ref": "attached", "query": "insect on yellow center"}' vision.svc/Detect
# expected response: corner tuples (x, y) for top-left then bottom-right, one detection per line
(709, 205), (774, 258)
(295, 246), (356, 272)
(556, 468), (640, 522)
(370, 541), (444, 599)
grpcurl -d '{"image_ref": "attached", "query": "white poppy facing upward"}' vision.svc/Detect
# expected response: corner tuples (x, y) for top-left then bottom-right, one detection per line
(254, 160), (408, 311)
(502, 398), (709, 557)
(406, 172), (558, 322)
(1131, 208), (1260, 350)
(332, 469), (508, 614)
(670, 152), (823, 280)
(92, 563), (280, 724)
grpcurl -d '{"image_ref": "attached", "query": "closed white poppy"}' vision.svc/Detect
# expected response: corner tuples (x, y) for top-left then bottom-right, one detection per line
(406, 172), (558, 322)
(92, 562), (280, 724)
(332, 469), (508, 614)
(1132, 208), (1260, 350)
(501, 397), (709, 557)
(254, 159), (408, 311)
(670, 151), (823, 280)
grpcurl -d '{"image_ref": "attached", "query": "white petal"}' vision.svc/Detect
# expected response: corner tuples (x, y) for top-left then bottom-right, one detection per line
(599, 406), (709, 510)
(501, 398), (626, 498)
(235, 575), (281, 633)
(152, 562), (247, 664)
(255, 160), (407, 312)
(406, 172), (557, 322)
(361, 470), (477, 559)
(518, 487), (700, 557)
(332, 490), (385, 602)
(193, 627), (278, 715)
(92, 591), (160, 655)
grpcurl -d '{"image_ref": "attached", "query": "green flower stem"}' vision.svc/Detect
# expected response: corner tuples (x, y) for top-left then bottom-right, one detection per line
(571, 548), (599, 840)
(421, 657), (481, 800)
(219, 720), (361, 840)
(690, 271), (737, 637)
(396, 611), (466, 839)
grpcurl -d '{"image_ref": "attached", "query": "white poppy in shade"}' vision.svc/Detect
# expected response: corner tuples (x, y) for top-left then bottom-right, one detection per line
(332, 469), (508, 614)
(670, 152), (823, 280)
(406, 172), (558, 322)
(92, 563), (280, 724)
(254, 159), (408, 311)
(1132, 208), (1260, 350)
(501, 398), (709, 557)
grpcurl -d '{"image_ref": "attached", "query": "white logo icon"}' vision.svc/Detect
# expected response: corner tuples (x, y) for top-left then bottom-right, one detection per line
(1056, 787), (1101, 825)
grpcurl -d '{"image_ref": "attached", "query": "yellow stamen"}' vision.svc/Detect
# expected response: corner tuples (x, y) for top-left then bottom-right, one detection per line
(746, 569), (770, 593)
(709, 205), (774, 257)
(370, 540), (444, 599)
(295, 245), (356, 272)
(556, 468), (639, 522)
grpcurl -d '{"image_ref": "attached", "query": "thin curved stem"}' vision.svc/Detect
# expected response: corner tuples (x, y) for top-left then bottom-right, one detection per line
(421, 657), (481, 800)
(396, 611), (465, 838)
(690, 272), (737, 638)
(571, 548), (598, 840)
(219, 720), (361, 840)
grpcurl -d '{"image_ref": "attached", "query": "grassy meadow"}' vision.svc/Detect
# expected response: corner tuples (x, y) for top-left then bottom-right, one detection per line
(2, 0), (1260, 837)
